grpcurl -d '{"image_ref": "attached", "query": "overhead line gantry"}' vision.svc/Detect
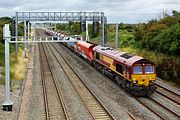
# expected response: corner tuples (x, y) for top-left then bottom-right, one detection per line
(3, 11), (107, 111)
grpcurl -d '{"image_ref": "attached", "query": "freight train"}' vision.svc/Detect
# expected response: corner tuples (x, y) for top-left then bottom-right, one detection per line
(45, 30), (157, 96)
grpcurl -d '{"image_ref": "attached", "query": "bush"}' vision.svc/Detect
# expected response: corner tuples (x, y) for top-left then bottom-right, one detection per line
(134, 10), (180, 56)
(0, 43), (5, 66)
(156, 57), (180, 84)
(151, 24), (180, 56)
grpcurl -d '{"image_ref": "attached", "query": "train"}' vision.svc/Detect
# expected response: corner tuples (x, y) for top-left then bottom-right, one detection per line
(45, 30), (157, 96)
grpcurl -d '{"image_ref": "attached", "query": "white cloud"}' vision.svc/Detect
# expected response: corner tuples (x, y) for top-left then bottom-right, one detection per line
(0, 0), (179, 23)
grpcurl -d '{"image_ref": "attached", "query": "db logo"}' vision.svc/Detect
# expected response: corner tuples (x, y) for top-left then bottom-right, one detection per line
(142, 75), (146, 79)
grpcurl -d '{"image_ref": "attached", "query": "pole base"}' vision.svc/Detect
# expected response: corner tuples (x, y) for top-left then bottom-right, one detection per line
(2, 105), (12, 111)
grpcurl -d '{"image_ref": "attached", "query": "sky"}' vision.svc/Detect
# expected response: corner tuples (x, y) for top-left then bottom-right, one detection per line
(0, 0), (180, 23)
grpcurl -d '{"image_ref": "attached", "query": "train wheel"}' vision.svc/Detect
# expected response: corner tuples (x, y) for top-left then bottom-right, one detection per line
(122, 79), (127, 90)
(95, 64), (98, 69)
(102, 67), (105, 75)
(112, 74), (115, 80)
(116, 76), (121, 86)
(125, 82), (131, 93)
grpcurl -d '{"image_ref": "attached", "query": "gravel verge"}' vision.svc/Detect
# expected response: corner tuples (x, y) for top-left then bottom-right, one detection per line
(138, 96), (180, 120)
(156, 79), (180, 94)
(0, 80), (23, 120)
(25, 43), (45, 120)
(151, 93), (180, 116)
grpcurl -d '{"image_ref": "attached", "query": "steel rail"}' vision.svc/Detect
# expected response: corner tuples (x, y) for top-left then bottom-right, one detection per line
(39, 43), (69, 120)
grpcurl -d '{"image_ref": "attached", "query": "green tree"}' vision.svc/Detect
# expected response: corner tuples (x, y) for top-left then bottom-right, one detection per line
(134, 10), (180, 56)
(69, 22), (80, 35)
(151, 24), (180, 56)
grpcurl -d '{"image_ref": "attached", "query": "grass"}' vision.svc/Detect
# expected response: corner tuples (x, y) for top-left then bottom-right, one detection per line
(0, 43), (5, 66)
(0, 76), (5, 85)
(10, 45), (28, 80)
(119, 46), (166, 65)
(0, 43), (5, 85)
(0, 43), (28, 85)
(90, 29), (134, 47)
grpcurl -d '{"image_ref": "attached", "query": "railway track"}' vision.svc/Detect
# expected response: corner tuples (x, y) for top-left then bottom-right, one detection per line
(136, 95), (180, 120)
(39, 43), (69, 120)
(127, 112), (137, 120)
(136, 98), (165, 120)
(132, 77), (180, 120)
(149, 96), (180, 117)
(155, 83), (180, 105)
(46, 43), (116, 120)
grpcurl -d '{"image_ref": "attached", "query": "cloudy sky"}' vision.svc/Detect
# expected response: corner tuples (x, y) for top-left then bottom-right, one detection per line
(0, 0), (180, 23)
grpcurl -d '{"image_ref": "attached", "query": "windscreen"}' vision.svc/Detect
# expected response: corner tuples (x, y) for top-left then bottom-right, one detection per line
(145, 66), (154, 74)
(133, 66), (142, 74)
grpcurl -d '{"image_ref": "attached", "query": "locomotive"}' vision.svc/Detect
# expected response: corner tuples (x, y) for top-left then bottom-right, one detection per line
(76, 41), (156, 96)
(46, 30), (157, 96)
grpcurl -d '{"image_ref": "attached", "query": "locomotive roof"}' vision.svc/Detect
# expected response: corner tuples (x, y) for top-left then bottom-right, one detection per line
(93, 45), (152, 66)
(77, 40), (94, 48)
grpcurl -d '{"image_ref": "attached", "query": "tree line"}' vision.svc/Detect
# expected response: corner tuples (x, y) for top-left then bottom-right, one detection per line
(134, 10), (180, 56)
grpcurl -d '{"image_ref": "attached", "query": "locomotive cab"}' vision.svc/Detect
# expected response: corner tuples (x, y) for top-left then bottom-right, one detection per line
(131, 59), (156, 86)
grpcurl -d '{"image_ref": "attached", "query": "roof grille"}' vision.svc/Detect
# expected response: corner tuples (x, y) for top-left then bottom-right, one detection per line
(120, 53), (133, 59)
(101, 47), (113, 51)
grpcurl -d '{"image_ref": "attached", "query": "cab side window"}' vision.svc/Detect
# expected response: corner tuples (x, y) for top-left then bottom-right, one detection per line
(96, 52), (100, 60)
(116, 64), (123, 74)
(92, 51), (95, 58)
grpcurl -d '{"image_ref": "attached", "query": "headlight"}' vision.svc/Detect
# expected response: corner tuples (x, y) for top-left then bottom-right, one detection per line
(133, 80), (137, 84)
(150, 77), (155, 80)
